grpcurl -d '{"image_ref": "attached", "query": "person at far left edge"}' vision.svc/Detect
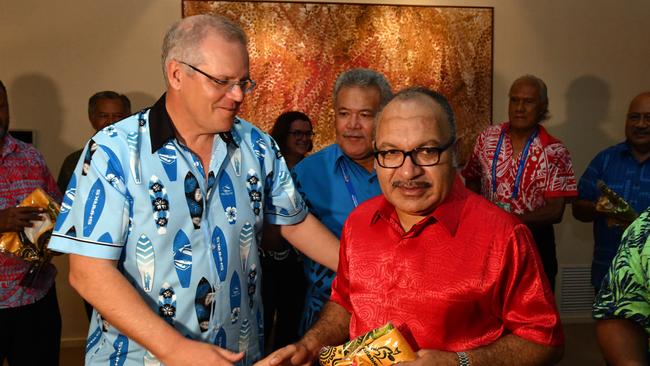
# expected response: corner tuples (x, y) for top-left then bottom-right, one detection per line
(0, 79), (62, 366)
(48, 14), (339, 366)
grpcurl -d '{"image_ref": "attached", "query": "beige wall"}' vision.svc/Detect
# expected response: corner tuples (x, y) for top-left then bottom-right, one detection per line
(1, 0), (649, 342)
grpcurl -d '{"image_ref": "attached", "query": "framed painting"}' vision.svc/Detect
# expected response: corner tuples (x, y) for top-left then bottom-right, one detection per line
(183, 1), (493, 160)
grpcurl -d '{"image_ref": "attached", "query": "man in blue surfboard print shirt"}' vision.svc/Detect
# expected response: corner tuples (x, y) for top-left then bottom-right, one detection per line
(49, 14), (338, 366)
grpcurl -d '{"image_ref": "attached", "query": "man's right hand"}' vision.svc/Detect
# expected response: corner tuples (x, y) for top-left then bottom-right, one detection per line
(158, 337), (244, 366)
(0, 207), (44, 233)
(254, 342), (315, 366)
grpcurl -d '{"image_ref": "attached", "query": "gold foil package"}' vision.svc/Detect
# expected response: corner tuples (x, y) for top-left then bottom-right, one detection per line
(319, 323), (416, 366)
(595, 180), (638, 228)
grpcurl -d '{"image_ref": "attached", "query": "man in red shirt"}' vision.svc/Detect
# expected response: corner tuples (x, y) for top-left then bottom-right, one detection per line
(257, 87), (563, 366)
(462, 75), (577, 290)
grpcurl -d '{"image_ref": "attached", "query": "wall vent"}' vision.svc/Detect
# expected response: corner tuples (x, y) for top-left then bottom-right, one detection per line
(559, 265), (594, 320)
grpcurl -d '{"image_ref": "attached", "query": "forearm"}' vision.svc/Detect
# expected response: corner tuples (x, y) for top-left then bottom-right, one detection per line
(281, 213), (339, 271)
(518, 198), (565, 227)
(467, 334), (563, 366)
(596, 319), (648, 365)
(299, 301), (351, 358)
(69, 254), (184, 361)
(572, 199), (599, 222)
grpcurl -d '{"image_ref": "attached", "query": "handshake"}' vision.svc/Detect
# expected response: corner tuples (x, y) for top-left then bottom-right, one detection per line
(595, 180), (638, 229)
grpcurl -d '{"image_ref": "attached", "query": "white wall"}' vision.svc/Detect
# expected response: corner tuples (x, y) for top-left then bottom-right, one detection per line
(1, 0), (649, 342)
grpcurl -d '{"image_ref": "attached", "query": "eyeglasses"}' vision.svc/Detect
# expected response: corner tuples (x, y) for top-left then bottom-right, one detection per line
(374, 138), (455, 168)
(627, 113), (650, 124)
(179, 61), (256, 94)
(288, 130), (315, 139)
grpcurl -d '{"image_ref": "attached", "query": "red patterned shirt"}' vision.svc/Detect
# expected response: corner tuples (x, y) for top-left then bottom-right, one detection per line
(461, 122), (577, 215)
(0, 134), (61, 308)
(330, 177), (564, 351)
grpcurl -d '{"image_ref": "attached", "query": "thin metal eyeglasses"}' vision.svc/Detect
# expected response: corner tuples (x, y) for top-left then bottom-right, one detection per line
(179, 61), (256, 94)
(288, 130), (315, 138)
(374, 138), (455, 168)
(627, 113), (650, 124)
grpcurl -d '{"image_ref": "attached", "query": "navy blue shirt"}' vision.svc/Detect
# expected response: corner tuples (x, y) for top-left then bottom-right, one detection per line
(292, 144), (381, 334)
(577, 142), (650, 287)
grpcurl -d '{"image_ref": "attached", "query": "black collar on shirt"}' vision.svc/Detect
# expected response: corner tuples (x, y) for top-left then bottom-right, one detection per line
(148, 93), (237, 153)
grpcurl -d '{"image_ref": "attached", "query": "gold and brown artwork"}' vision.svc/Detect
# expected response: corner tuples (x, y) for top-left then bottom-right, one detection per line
(183, 1), (493, 160)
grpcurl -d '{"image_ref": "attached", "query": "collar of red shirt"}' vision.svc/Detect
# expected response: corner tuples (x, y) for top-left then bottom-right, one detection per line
(501, 122), (560, 148)
(371, 175), (468, 237)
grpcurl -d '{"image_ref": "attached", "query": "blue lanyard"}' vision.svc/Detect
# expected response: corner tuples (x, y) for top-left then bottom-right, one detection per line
(491, 128), (538, 199)
(340, 160), (359, 208)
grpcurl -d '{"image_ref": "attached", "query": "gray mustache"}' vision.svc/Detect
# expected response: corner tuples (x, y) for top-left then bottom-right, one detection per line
(392, 180), (432, 188)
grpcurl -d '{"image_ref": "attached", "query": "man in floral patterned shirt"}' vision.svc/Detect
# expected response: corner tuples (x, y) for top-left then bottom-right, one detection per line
(462, 75), (577, 290)
(593, 207), (650, 365)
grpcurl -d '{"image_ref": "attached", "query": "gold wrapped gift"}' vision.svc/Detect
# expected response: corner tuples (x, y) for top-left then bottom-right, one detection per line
(319, 323), (416, 366)
(0, 188), (60, 262)
(595, 180), (638, 228)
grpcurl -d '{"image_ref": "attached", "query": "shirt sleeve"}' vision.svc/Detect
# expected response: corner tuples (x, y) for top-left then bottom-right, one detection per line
(329, 217), (352, 312)
(33, 148), (62, 203)
(49, 140), (130, 260)
(593, 211), (650, 324)
(543, 143), (578, 199)
(460, 131), (485, 181)
(500, 224), (565, 346)
(576, 153), (604, 202)
(262, 135), (308, 225)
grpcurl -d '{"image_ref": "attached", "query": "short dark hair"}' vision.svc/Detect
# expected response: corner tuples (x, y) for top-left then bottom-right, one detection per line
(270, 111), (313, 154)
(88, 91), (131, 117)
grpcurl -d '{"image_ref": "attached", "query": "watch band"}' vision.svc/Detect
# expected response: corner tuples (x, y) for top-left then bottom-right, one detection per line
(456, 351), (470, 366)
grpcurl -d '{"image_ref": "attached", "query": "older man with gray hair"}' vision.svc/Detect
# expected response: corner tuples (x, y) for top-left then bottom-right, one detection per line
(48, 14), (339, 366)
(258, 86), (564, 366)
(290, 68), (392, 336)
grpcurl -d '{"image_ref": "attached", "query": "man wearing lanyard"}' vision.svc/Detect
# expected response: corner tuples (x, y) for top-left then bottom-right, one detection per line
(462, 75), (578, 290)
(292, 68), (392, 334)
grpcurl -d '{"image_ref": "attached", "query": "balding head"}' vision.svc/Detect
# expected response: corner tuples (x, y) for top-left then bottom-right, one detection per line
(625, 91), (650, 156)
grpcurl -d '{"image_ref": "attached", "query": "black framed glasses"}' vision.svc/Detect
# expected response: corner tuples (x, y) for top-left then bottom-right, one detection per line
(374, 138), (455, 168)
(179, 61), (256, 94)
(287, 130), (315, 139)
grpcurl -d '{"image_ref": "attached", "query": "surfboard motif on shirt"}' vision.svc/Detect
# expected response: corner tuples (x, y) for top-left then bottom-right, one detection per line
(251, 129), (267, 178)
(173, 229), (192, 288)
(85, 326), (102, 354)
(277, 170), (299, 211)
(247, 263), (257, 309)
(158, 141), (178, 182)
(143, 350), (160, 366)
(230, 271), (241, 324)
(127, 131), (142, 185)
(83, 179), (105, 237)
(213, 326), (227, 348)
(136, 234), (155, 292)
(206, 171), (216, 201)
(239, 222), (253, 272)
(55, 174), (76, 231)
(99, 145), (126, 192)
(211, 226), (228, 283)
(238, 318), (251, 365)
(109, 334), (129, 366)
(148, 176), (170, 235)
(81, 139), (98, 176)
(232, 147), (242, 177)
(195, 277), (215, 332)
(184, 171), (204, 229)
(246, 170), (262, 220)
(219, 170), (237, 224)
(158, 283), (177, 325)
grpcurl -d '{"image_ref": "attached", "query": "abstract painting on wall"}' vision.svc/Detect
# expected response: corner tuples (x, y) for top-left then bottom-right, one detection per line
(183, 1), (493, 160)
